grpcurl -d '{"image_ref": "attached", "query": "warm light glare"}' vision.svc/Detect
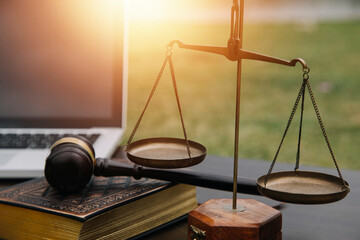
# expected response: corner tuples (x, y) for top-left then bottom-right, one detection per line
(74, 0), (121, 27)
(129, 0), (177, 22)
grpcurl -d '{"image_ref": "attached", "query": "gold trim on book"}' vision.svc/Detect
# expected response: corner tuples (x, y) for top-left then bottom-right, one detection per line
(51, 137), (95, 164)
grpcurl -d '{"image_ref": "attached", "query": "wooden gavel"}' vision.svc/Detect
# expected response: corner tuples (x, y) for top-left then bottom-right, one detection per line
(45, 136), (259, 195)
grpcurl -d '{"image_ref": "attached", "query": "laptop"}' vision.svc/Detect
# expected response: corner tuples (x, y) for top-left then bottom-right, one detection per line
(0, 0), (128, 178)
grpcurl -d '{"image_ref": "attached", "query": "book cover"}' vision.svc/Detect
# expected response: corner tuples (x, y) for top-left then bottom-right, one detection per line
(0, 176), (172, 222)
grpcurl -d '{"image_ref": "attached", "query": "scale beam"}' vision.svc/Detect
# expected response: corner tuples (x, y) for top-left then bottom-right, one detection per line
(167, 40), (308, 69)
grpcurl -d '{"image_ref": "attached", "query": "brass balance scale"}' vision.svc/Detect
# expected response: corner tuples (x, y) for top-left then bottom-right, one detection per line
(125, 0), (350, 207)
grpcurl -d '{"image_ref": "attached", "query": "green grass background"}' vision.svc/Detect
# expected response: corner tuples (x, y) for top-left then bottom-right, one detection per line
(124, 21), (360, 170)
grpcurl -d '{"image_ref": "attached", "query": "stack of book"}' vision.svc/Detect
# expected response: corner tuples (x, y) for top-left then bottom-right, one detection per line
(0, 173), (197, 239)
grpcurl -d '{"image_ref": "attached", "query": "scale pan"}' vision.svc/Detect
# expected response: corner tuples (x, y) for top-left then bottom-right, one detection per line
(257, 171), (349, 204)
(126, 137), (206, 168)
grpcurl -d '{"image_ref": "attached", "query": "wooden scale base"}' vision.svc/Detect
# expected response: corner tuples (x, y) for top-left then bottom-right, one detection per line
(188, 199), (282, 240)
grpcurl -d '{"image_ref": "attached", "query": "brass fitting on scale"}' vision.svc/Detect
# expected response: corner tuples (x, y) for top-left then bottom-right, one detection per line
(167, 0), (309, 211)
(167, 1), (307, 69)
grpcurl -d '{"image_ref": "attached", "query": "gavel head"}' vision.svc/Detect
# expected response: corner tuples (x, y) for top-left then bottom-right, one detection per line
(45, 135), (95, 194)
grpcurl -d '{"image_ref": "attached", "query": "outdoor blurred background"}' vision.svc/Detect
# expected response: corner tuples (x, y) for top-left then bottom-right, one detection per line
(125, 0), (360, 170)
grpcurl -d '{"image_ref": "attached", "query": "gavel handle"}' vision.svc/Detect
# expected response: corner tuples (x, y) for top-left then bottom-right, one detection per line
(94, 158), (260, 196)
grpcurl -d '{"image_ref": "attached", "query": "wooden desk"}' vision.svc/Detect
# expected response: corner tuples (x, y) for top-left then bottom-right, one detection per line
(1, 155), (359, 240)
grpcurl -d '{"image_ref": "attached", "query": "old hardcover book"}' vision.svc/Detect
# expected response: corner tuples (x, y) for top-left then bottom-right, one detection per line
(0, 175), (197, 240)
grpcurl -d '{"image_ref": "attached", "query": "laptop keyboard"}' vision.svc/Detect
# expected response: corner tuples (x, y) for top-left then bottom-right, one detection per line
(0, 134), (100, 149)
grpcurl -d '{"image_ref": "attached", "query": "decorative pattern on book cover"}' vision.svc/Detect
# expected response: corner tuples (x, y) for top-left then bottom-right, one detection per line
(0, 175), (171, 222)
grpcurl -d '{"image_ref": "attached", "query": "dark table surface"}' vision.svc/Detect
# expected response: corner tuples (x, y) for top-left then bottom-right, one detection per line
(142, 155), (360, 240)
(1, 154), (359, 240)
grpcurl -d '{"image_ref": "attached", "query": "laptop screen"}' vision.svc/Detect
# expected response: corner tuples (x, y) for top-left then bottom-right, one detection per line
(0, 1), (127, 128)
